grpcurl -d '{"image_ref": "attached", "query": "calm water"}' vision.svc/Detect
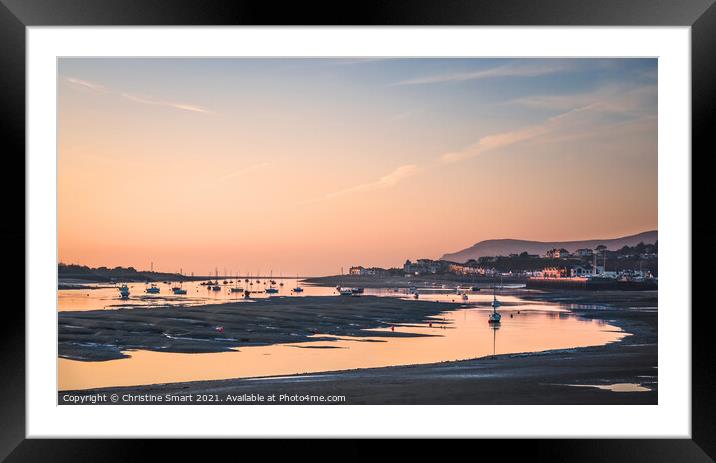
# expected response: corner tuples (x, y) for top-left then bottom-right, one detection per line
(58, 285), (627, 390)
(57, 279), (527, 312)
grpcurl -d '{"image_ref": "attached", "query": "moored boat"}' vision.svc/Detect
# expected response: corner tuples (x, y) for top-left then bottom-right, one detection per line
(146, 283), (160, 294)
(488, 287), (501, 324)
(171, 285), (187, 295)
(118, 284), (130, 299)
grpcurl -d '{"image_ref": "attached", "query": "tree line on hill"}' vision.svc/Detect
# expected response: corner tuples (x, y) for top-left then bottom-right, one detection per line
(58, 263), (186, 282)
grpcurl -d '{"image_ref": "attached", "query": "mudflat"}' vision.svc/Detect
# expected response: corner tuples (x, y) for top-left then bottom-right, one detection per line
(58, 296), (457, 361)
(58, 290), (658, 405)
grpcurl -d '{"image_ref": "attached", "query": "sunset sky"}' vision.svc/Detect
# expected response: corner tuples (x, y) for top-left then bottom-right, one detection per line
(58, 58), (657, 276)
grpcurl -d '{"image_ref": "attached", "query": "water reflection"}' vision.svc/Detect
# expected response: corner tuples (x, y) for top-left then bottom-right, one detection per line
(57, 280), (540, 312)
(566, 383), (650, 392)
(58, 304), (627, 391)
(491, 324), (499, 358)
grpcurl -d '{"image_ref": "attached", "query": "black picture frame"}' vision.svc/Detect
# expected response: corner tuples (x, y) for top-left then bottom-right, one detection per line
(1, 0), (712, 459)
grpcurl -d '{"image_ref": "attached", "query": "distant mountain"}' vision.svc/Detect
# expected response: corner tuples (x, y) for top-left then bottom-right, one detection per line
(441, 230), (657, 263)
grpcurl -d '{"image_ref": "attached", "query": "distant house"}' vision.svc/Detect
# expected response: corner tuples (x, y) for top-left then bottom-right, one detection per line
(543, 267), (568, 278)
(350, 266), (386, 276)
(570, 265), (592, 277)
(404, 259), (448, 275)
(545, 248), (570, 259)
(403, 260), (417, 274)
(449, 263), (488, 275)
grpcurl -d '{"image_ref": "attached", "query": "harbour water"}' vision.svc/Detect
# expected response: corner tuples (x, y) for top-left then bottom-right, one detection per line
(57, 279), (527, 312)
(58, 282), (627, 391)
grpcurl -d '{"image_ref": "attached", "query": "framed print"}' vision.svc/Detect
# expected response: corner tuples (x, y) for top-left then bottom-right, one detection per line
(2, 0), (714, 459)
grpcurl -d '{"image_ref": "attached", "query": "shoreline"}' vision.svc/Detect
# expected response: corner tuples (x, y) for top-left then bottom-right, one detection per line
(58, 289), (657, 404)
(303, 274), (525, 289)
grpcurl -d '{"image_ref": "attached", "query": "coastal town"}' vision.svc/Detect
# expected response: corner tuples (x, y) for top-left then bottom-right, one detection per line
(346, 240), (658, 290)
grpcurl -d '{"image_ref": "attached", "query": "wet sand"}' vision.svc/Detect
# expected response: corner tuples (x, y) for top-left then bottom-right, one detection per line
(59, 296), (457, 361)
(58, 291), (657, 404)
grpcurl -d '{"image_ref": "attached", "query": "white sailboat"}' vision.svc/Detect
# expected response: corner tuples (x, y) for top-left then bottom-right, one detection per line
(488, 286), (501, 324)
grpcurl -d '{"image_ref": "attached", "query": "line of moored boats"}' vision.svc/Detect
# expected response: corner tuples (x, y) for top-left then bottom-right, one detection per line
(115, 278), (504, 325)
(116, 270), (304, 300)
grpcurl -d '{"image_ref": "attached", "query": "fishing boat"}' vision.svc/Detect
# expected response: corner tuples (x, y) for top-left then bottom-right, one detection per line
(146, 283), (160, 294)
(488, 287), (502, 324)
(118, 284), (130, 299)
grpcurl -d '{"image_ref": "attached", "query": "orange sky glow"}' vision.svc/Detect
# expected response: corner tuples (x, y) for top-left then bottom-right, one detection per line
(58, 58), (657, 276)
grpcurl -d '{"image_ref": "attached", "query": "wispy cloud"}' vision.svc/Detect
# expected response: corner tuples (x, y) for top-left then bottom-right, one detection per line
(439, 116), (558, 163)
(303, 164), (420, 204)
(63, 76), (211, 114)
(441, 84), (656, 163)
(66, 77), (105, 91)
(219, 162), (272, 181)
(508, 84), (657, 115)
(120, 93), (211, 114)
(392, 61), (572, 86)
